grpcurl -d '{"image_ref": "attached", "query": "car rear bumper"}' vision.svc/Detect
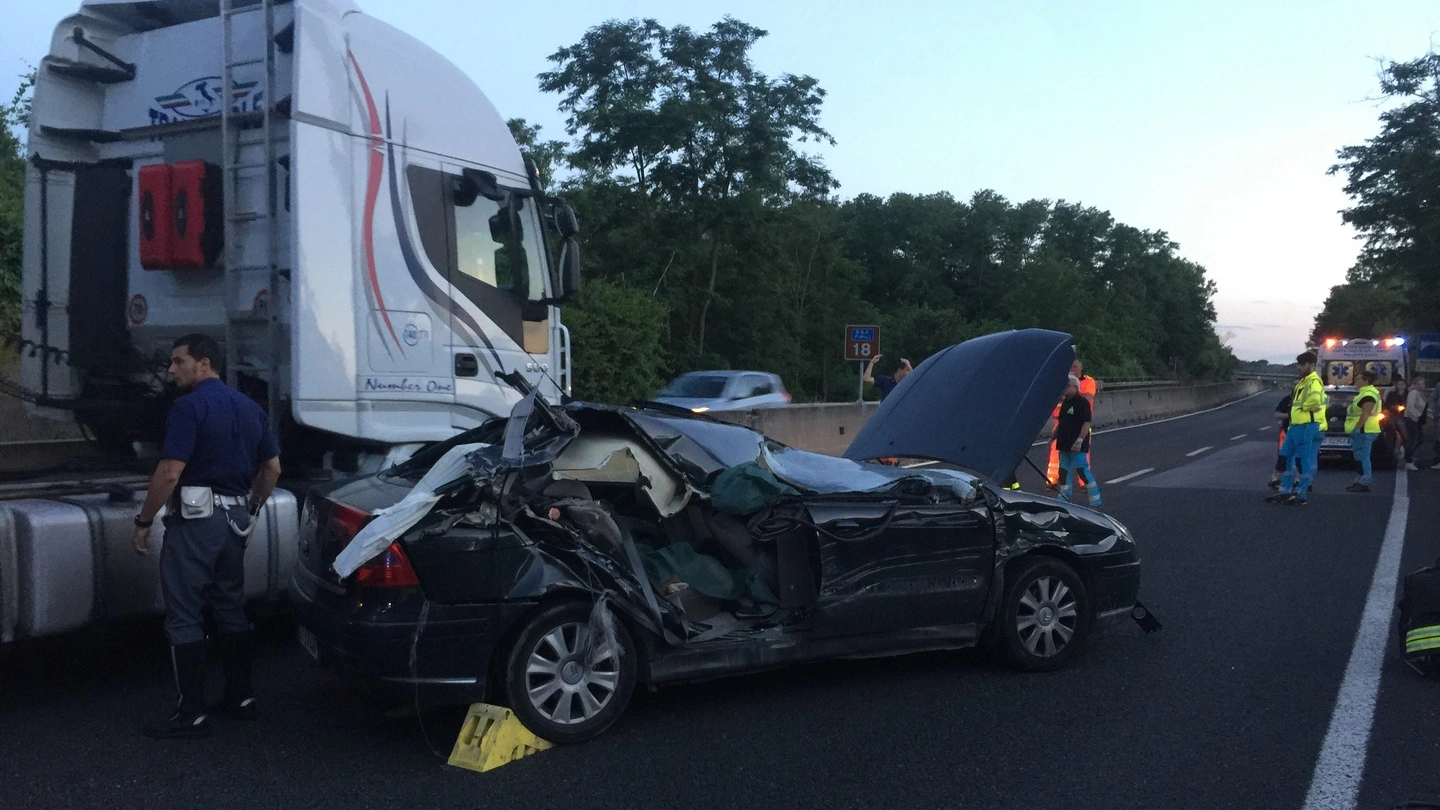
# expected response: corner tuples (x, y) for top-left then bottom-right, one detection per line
(287, 568), (535, 704)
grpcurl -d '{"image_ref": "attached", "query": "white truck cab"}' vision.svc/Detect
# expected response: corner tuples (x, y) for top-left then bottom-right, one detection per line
(20, 0), (579, 469)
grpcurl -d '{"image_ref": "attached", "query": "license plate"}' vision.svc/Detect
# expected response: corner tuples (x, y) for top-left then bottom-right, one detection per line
(297, 626), (320, 661)
(1321, 437), (1349, 448)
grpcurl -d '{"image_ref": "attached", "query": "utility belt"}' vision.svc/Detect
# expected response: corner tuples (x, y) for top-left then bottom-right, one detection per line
(171, 486), (258, 538)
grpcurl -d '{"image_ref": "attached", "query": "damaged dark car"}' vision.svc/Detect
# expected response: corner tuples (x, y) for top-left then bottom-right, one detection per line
(289, 329), (1147, 743)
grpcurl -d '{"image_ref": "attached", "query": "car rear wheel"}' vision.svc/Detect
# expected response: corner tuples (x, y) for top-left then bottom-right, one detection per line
(998, 557), (1092, 672)
(503, 601), (637, 744)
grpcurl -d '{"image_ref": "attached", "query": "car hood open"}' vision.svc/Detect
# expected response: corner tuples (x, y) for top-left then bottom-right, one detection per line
(843, 329), (1075, 481)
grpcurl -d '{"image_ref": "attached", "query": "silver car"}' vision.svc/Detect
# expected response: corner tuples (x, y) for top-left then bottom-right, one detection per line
(653, 371), (792, 412)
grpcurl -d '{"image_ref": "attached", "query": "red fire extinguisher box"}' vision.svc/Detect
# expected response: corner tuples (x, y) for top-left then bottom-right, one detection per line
(169, 160), (222, 269)
(137, 163), (173, 269)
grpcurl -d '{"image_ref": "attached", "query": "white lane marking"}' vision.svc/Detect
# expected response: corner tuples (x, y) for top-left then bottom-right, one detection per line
(1260, 425), (1273, 431)
(1185, 446), (1212, 457)
(901, 460), (938, 468)
(1104, 468), (1154, 485)
(1028, 390), (1270, 446)
(1302, 473), (1409, 810)
(1230, 433), (1248, 440)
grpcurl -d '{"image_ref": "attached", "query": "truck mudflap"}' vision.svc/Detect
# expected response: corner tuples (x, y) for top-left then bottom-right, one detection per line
(0, 489), (299, 642)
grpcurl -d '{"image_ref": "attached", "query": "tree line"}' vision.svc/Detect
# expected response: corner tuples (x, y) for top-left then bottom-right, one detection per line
(522, 18), (1236, 403)
(1313, 52), (1440, 343)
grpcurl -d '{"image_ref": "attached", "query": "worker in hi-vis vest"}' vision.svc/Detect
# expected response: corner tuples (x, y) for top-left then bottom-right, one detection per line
(1047, 359), (1097, 487)
(1344, 369), (1383, 493)
(1268, 351), (1326, 505)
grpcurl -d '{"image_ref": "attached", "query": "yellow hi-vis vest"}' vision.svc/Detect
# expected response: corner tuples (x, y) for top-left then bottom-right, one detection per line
(1289, 372), (1326, 425)
(1344, 384), (1383, 433)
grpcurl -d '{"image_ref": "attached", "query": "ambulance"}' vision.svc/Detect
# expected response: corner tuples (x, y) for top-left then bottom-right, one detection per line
(1314, 337), (1408, 469)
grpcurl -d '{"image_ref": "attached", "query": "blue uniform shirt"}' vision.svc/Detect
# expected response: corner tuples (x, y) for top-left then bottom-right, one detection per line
(161, 378), (279, 495)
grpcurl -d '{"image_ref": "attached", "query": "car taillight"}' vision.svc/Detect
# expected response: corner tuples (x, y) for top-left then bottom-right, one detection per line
(326, 502), (370, 544)
(783, 392), (792, 403)
(355, 542), (420, 588)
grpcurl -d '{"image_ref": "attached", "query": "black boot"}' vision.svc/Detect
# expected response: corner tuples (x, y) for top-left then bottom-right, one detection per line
(213, 630), (258, 720)
(144, 642), (210, 739)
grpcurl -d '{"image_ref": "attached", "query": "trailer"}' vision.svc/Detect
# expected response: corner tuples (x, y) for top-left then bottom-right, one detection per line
(3, 0), (581, 641)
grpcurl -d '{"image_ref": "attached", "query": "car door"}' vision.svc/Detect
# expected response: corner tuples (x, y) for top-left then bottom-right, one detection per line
(806, 499), (995, 638)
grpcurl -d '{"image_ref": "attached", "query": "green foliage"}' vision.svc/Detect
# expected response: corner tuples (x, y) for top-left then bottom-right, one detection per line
(1, 69), (36, 338)
(1320, 51), (1440, 335)
(505, 118), (569, 192)
(541, 18), (1235, 394)
(563, 278), (669, 403)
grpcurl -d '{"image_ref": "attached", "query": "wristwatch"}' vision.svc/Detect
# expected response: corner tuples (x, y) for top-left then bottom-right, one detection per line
(133, 515), (154, 528)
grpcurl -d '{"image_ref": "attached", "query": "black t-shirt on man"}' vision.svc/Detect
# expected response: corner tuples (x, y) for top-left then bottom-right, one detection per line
(1054, 394), (1093, 453)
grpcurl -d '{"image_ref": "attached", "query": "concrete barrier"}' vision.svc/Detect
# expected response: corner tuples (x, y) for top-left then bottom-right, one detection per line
(715, 380), (1263, 456)
(1090, 379), (1262, 430)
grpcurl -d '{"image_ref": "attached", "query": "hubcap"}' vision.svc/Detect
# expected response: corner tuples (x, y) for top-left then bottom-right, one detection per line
(1015, 575), (1078, 658)
(524, 621), (621, 726)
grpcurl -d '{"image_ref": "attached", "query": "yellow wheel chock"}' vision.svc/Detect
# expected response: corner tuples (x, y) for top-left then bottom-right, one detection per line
(447, 703), (554, 773)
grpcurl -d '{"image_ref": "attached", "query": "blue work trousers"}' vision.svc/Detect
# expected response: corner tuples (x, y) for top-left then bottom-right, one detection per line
(1058, 450), (1102, 507)
(1350, 431), (1377, 485)
(159, 506), (253, 646)
(1280, 422), (1320, 497)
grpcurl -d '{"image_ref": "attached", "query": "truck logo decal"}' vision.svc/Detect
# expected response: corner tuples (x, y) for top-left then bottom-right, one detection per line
(347, 53), (405, 360)
(149, 77), (262, 125)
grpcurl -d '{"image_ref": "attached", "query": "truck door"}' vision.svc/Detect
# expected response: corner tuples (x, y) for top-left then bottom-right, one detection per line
(441, 164), (553, 429)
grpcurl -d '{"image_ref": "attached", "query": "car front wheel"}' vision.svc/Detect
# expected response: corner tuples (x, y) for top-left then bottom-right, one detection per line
(998, 557), (1092, 672)
(503, 601), (638, 744)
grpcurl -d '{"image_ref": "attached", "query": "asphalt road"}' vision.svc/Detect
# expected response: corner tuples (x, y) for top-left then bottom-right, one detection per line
(3, 390), (1438, 810)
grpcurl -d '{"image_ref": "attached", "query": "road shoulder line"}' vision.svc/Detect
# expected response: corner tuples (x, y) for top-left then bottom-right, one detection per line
(1302, 472), (1410, 810)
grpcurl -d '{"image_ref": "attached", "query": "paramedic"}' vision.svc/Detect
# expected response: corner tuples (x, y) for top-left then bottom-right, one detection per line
(130, 333), (281, 739)
(1345, 370), (1383, 493)
(1269, 351), (1325, 505)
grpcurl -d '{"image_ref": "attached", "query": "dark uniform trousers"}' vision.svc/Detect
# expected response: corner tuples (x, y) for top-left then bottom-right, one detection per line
(160, 504), (254, 646)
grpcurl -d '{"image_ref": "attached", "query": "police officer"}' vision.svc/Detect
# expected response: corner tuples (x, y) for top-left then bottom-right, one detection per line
(130, 334), (281, 739)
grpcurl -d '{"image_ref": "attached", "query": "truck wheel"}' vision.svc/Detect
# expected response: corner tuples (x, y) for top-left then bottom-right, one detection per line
(996, 557), (1092, 672)
(503, 601), (637, 744)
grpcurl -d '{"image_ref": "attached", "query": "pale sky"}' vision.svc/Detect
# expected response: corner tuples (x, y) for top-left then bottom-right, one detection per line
(4, 1), (1437, 362)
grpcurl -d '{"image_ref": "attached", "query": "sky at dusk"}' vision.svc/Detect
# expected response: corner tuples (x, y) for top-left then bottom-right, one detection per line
(4, 0), (1437, 362)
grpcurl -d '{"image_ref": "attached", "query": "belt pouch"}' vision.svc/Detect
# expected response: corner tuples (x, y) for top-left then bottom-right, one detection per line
(180, 486), (215, 520)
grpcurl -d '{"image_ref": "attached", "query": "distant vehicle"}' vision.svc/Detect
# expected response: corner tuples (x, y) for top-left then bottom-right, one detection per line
(1319, 385), (1402, 470)
(653, 371), (791, 412)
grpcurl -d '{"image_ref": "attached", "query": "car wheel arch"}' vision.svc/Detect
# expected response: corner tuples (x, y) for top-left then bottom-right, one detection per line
(485, 590), (655, 702)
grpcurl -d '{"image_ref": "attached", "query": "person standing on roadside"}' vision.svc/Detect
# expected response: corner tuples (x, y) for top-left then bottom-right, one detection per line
(1404, 376), (1428, 470)
(862, 354), (912, 401)
(1046, 359), (1097, 488)
(1345, 370), (1383, 493)
(1268, 351), (1325, 506)
(130, 333), (281, 739)
(862, 355), (911, 466)
(1052, 374), (1102, 507)
(1268, 386), (1294, 490)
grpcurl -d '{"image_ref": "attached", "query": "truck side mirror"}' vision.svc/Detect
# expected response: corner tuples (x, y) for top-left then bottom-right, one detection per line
(559, 237), (581, 300)
(553, 201), (579, 239)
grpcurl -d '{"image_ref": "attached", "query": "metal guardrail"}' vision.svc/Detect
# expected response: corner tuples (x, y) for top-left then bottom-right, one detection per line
(1100, 379), (1179, 391)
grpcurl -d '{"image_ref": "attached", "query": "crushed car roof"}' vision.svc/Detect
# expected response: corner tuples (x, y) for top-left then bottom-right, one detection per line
(843, 329), (1075, 481)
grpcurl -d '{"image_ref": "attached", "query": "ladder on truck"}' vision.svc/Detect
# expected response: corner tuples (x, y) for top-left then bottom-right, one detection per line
(220, 0), (285, 434)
